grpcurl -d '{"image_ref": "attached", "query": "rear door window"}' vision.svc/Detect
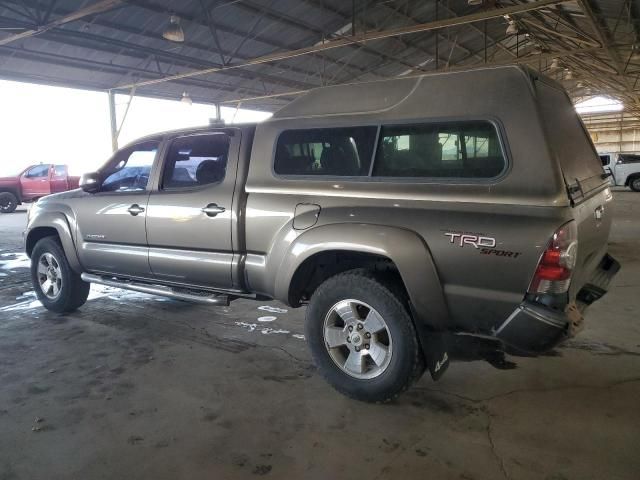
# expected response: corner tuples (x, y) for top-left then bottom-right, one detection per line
(373, 121), (505, 178)
(274, 127), (377, 176)
(162, 134), (230, 189)
(53, 165), (67, 176)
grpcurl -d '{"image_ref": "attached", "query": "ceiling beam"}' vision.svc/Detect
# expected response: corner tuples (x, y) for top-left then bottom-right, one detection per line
(0, 12), (318, 92)
(219, 46), (604, 105)
(125, 0), (372, 80)
(0, 44), (289, 103)
(116, 0), (571, 91)
(0, 0), (122, 46)
(577, 0), (640, 108)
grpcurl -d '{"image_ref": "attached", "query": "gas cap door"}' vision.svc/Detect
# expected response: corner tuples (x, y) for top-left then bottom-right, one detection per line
(293, 203), (321, 230)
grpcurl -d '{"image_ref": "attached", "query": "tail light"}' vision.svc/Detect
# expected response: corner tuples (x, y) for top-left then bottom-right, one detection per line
(528, 221), (578, 295)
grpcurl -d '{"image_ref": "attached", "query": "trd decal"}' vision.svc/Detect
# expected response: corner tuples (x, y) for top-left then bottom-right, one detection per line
(480, 248), (522, 258)
(444, 232), (496, 249)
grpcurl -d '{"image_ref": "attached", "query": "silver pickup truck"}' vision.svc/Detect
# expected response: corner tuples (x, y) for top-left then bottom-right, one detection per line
(25, 66), (619, 402)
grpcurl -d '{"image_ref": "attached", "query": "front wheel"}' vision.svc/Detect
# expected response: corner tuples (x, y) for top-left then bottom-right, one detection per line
(0, 192), (18, 213)
(305, 269), (424, 403)
(31, 237), (90, 313)
(630, 177), (640, 192)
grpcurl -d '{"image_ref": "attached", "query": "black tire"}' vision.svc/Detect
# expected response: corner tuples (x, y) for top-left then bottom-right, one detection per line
(31, 236), (90, 313)
(0, 192), (18, 213)
(630, 177), (640, 192)
(305, 269), (424, 403)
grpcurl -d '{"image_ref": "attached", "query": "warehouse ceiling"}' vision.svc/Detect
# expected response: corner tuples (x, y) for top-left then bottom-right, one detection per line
(0, 0), (639, 113)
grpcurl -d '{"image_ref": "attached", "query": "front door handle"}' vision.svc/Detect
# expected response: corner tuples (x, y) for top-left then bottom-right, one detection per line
(127, 204), (145, 216)
(202, 203), (225, 217)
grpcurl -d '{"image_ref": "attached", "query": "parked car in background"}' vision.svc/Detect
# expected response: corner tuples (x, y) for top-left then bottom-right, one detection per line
(0, 164), (80, 213)
(599, 152), (640, 191)
(25, 66), (619, 402)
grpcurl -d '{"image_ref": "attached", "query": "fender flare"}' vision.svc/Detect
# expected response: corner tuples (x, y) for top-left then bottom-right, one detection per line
(274, 223), (450, 331)
(26, 212), (82, 273)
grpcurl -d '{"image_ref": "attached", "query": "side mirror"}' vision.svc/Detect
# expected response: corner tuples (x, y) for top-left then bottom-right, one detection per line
(79, 172), (101, 193)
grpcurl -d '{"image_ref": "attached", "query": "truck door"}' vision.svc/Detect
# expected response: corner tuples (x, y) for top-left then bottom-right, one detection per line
(50, 165), (69, 193)
(74, 139), (159, 277)
(20, 164), (52, 199)
(145, 131), (239, 289)
(616, 153), (640, 186)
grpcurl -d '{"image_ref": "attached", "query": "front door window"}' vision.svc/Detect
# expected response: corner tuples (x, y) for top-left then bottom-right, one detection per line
(101, 141), (158, 192)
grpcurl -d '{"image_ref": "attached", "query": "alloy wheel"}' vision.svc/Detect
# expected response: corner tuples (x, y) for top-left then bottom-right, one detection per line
(37, 252), (63, 299)
(323, 299), (393, 379)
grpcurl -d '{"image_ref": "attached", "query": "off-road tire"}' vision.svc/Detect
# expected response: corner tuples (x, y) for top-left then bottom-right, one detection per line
(630, 176), (640, 192)
(31, 236), (90, 313)
(0, 192), (18, 213)
(305, 269), (424, 403)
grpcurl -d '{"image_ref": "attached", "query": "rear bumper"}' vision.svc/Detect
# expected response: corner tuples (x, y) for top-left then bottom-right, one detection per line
(495, 254), (620, 354)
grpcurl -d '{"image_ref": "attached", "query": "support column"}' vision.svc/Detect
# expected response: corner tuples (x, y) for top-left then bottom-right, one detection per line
(108, 90), (118, 152)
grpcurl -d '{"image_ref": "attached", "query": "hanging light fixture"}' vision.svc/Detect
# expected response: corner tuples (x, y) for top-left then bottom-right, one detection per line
(163, 15), (185, 43)
(565, 69), (573, 81)
(504, 15), (519, 36)
(180, 92), (192, 105)
(550, 57), (560, 70)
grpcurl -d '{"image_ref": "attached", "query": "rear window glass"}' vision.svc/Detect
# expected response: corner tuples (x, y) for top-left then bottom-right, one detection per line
(373, 121), (505, 178)
(274, 127), (377, 176)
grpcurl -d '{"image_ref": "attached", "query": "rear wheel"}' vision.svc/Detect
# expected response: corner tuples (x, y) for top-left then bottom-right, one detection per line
(305, 269), (423, 402)
(0, 192), (17, 213)
(31, 237), (90, 313)
(630, 177), (640, 192)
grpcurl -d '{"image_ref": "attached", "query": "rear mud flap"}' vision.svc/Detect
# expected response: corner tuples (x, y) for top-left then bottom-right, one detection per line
(423, 332), (450, 380)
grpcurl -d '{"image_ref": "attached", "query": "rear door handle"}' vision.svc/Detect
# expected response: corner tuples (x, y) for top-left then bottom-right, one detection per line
(127, 204), (145, 216)
(202, 204), (225, 217)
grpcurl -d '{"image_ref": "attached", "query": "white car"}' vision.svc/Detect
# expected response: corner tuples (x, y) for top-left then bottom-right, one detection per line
(599, 152), (640, 191)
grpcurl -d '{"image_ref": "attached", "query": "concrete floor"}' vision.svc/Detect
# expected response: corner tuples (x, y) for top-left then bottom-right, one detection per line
(0, 194), (638, 480)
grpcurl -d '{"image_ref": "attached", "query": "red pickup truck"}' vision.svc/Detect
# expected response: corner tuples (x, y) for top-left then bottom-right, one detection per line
(0, 164), (80, 213)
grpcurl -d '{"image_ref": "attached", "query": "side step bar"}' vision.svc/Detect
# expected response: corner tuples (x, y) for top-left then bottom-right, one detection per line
(81, 273), (230, 306)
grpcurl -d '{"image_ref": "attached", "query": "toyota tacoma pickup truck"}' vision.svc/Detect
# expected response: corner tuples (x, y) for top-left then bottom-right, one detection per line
(25, 66), (619, 402)
(0, 163), (80, 213)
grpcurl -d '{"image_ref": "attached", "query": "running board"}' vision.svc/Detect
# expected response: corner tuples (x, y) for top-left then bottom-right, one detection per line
(81, 273), (230, 306)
